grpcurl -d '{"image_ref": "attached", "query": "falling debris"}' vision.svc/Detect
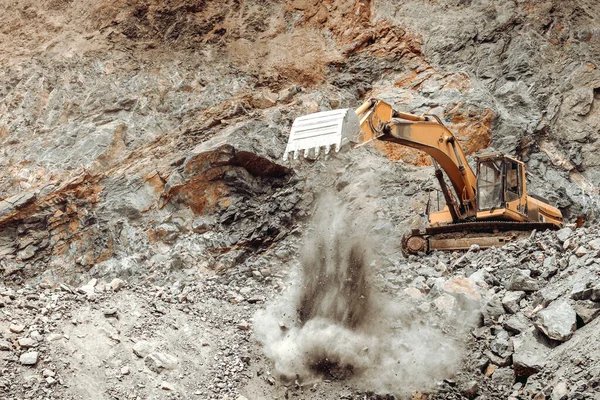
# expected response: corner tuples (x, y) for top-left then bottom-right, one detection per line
(254, 184), (475, 396)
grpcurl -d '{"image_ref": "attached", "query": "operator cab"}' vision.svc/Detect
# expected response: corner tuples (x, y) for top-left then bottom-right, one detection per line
(476, 154), (524, 212)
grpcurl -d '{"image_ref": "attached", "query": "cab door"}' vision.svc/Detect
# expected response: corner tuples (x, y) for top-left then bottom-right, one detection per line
(504, 159), (527, 219)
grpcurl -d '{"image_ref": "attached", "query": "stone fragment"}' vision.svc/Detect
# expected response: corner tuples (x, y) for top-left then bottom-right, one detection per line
(492, 367), (515, 388)
(590, 285), (600, 302)
(9, 323), (25, 333)
(155, 223), (179, 243)
(192, 216), (215, 234)
(533, 284), (568, 308)
(503, 291), (525, 314)
(260, 268), (272, 277)
(110, 278), (125, 291)
(43, 369), (55, 377)
(237, 320), (251, 331)
(534, 301), (577, 342)
(132, 340), (153, 358)
(46, 377), (56, 385)
(490, 329), (512, 356)
(18, 338), (36, 348)
(121, 366), (130, 375)
(239, 287), (252, 295)
(145, 352), (178, 373)
(96, 281), (106, 292)
(418, 302), (431, 313)
(588, 238), (600, 251)
(252, 90), (278, 109)
(485, 350), (512, 367)
(0, 341), (11, 351)
(574, 246), (587, 257)
(46, 333), (63, 341)
(482, 294), (505, 325)
(444, 276), (481, 300)
(17, 245), (37, 261)
(551, 381), (568, 400)
(571, 281), (592, 301)
(229, 294), (244, 304)
(503, 313), (531, 334)
(404, 287), (424, 301)
(556, 228), (572, 242)
(103, 308), (118, 317)
(507, 270), (539, 292)
(20, 351), (39, 365)
(433, 293), (456, 315)
(161, 381), (175, 391)
(572, 301), (600, 324)
(77, 285), (95, 296)
(460, 380), (479, 399)
(251, 270), (262, 279)
(247, 296), (264, 304)
(0, 192), (36, 216)
(469, 269), (495, 289)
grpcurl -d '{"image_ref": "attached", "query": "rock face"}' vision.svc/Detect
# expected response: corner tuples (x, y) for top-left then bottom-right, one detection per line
(0, 0), (599, 281)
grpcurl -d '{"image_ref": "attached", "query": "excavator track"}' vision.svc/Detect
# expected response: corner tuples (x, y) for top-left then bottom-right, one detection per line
(402, 221), (559, 256)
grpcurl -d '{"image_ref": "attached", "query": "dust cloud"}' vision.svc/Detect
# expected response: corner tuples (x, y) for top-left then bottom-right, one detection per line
(254, 173), (473, 396)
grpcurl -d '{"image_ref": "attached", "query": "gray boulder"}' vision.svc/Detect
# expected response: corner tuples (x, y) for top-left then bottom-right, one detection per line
(534, 301), (577, 342)
(556, 228), (573, 243)
(512, 329), (554, 377)
(506, 270), (540, 292)
(502, 291), (525, 314)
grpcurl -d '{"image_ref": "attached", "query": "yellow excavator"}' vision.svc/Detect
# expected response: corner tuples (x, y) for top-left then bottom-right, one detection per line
(283, 98), (563, 255)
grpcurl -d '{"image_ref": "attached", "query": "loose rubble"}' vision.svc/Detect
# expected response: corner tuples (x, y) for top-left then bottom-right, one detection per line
(0, 222), (599, 398)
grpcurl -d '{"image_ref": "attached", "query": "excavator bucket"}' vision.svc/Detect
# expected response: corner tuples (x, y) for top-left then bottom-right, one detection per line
(282, 108), (361, 161)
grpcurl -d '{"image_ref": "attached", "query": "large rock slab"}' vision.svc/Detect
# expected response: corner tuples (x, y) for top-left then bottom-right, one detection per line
(534, 301), (577, 342)
(512, 328), (554, 377)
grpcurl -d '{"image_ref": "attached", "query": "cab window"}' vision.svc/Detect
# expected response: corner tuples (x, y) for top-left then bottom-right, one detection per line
(477, 159), (503, 210)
